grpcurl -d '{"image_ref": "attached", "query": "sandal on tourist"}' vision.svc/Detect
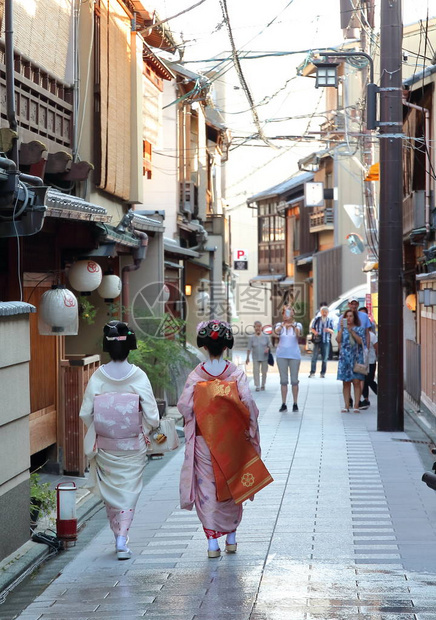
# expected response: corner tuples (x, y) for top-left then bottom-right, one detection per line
(116, 535), (132, 560)
(341, 408), (349, 413)
(225, 543), (237, 553)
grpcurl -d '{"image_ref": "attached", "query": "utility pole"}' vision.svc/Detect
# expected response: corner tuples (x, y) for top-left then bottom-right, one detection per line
(377, 0), (404, 431)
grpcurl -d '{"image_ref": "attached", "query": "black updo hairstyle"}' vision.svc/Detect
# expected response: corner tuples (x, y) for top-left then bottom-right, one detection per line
(103, 321), (137, 361)
(196, 320), (234, 357)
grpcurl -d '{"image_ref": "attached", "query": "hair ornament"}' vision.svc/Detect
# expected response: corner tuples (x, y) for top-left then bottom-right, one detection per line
(196, 319), (234, 350)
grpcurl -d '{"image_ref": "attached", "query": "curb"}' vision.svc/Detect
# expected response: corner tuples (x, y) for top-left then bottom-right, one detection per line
(0, 419), (186, 601)
(0, 489), (102, 600)
(405, 395), (436, 448)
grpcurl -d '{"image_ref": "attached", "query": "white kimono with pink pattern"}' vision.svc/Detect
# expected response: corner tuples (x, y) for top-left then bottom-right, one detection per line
(79, 365), (159, 537)
(178, 361), (260, 538)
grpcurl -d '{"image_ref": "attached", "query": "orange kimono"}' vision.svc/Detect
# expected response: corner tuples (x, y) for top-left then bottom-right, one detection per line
(178, 361), (271, 538)
(194, 379), (273, 504)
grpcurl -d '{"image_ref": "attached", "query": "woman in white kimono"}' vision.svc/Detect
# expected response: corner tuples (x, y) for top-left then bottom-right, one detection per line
(79, 321), (159, 559)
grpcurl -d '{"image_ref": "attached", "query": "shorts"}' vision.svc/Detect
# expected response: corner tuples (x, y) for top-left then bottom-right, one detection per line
(277, 357), (301, 386)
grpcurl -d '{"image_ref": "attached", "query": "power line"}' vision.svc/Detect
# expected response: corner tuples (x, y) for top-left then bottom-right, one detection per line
(218, 0), (270, 147)
(149, 0), (208, 29)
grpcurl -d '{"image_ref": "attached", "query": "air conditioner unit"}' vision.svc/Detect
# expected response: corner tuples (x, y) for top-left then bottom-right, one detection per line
(180, 181), (194, 214)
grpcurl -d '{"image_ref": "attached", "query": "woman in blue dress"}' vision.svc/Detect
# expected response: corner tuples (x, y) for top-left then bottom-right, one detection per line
(337, 309), (365, 412)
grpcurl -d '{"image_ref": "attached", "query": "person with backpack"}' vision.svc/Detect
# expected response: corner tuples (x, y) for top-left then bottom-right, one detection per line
(309, 306), (334, 378)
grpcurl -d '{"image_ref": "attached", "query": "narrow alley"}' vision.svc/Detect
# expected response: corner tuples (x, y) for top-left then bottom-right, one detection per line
(9, 367), (436, 620)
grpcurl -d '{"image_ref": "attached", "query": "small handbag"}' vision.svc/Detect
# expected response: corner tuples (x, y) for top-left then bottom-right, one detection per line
(267, 349), (274, 366)
(313, 333), (322, 344)
(353, 346), (369, 375)
(146, 417), (179, 455)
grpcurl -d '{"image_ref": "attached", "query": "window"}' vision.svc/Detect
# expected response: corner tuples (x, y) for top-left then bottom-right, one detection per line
(260, 216), (270, 242)
(143, 140), (152, 179)
(293, 217), (300, 252)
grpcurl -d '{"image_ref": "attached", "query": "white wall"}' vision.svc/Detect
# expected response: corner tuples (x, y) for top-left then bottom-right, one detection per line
(226, 203), (269, 347)
(142, 80), (178, 240)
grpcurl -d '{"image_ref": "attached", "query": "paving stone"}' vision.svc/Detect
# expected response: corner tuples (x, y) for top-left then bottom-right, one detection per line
(11, 373), (436, 620)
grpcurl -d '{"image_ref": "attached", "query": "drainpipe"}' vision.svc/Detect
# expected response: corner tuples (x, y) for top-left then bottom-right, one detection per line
(122, 232), (148, 323)
(403, 99), (431, 236)
(5, 0), (18, 165)
(72, 0), (80, 160)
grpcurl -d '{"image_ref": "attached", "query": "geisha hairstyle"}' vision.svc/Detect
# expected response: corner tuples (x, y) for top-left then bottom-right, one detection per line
(103, 321), (137, 361)
(197, 320), (234, 356)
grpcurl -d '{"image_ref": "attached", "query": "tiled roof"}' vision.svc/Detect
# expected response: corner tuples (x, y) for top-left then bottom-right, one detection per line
(0, 302), (36, 316)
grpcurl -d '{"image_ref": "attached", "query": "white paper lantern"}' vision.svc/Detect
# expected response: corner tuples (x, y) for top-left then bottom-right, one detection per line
(97, 274), (122, 301)
(162, 284), (170, 303)
(68, 260), (102, 294)
(39, 286), (78, 335)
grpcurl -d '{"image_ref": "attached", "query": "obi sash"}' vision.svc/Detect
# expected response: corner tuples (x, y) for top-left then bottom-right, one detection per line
(193, 379), (273, 504)
(94, 392), (141, 451)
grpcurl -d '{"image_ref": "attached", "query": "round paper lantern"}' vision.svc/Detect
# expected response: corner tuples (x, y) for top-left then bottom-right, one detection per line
(68, 260), (102, 294)
(406, 293), (417, 312)
(97, 274), (122, 302)
(162, 284), (170, 303)
(39, 285), (78, 335)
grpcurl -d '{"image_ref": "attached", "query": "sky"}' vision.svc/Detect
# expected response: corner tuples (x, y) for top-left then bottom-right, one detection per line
(152, 0), (436, 208)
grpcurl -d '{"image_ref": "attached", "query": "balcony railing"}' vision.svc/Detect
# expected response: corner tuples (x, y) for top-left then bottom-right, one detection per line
(0, 44), (73, 151)
(309, 208), (334, 232)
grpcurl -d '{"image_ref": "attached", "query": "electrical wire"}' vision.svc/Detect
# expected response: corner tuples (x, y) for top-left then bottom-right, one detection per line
(218, 0), (271, 146)
(149, 0), (208, 30)
(76, 0), (95, 158)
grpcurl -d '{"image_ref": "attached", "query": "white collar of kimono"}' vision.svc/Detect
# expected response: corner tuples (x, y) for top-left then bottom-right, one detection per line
(203, 356), (227, 376)
(100, 361), (136, 381)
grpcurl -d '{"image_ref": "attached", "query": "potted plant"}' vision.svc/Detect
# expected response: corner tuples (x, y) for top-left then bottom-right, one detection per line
(78, 296), (98, 324)
(30, 472), (57, 530)
(129, 321), (189, 417)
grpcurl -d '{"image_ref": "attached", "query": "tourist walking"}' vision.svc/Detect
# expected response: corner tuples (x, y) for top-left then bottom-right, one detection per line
(79, 321), (160, 560)
(274, 305), (303, 412)
(309, 305), (334, 378)
(178, 320), (272, 558)
(246, 320), (272, 391)
(359, 329), (378, 409)
(336, 309), (366, 413)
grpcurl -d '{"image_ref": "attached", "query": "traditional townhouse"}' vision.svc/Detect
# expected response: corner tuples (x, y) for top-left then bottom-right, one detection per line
(0, 0), (177, 561)
(246, 171), (315, 336)
(142, 59), (231, 347)
(401, 48), (436, 414)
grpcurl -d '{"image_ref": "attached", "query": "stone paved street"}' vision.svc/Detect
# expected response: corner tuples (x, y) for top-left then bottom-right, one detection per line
(12, 365), (436, 620)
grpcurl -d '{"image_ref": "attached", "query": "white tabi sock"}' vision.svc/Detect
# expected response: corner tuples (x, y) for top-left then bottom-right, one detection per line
(226, 532), (236, 545)
(207, 539), (220, 552)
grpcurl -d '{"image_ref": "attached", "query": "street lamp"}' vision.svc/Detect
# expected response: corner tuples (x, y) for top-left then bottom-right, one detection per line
(314, 62), (339, 88)
(312, 50), (378, 130)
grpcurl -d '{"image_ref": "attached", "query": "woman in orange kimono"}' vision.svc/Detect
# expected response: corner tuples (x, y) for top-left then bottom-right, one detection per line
(178, 320), (272, 558)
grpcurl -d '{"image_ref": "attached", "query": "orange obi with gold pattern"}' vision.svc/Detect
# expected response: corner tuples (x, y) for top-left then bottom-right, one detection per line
(193, 379), (273, 504)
